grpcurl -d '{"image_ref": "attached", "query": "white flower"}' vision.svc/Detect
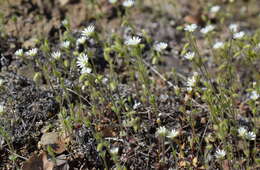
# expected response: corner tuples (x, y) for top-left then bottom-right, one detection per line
(62, 20), (69, 26)
(250, 91), (259, 100)
(238, 127), (247, 137)
(156, 126), (168, 137)
(184, 52), (195, 60)
(213, 42), (224, 49)
(81, 25), (95, 37)
(229, 24), (238, 32)
(215, 149), (226, 159)
(0, 104), (4, 114)
(102, 77), (108, 84)
(167, 129), (179, 140)
(210, 5), (221, 13)
(246, 131), (256, 141)
(184, 24), (198, 32)
(0, 79), (3, 86)
(154, 42), (168, 52)
(233, 31), (245, 39)
(200, 25), (215, 34)
(80, 67), (92, 74)
(15, 49), (23, 56)
(133, 101), (141, 110)
(61, 41), (70, 49)
(123, 0), (134, 7)
(110, 147), (119, 155)
(51, 51), (61, 60)
(187, 76), (196, 87)
(26, 48), (38, 57)
(77, 36), (87, 45)
(77, 53), (89, 68)
(108, 0), (117, 4)
(125, 36), (141, 46)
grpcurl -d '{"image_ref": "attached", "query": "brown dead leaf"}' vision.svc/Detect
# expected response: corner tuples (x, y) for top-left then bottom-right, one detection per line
(222, 160), (230, 170)
(96, 125), (117, 137)
(22, 152), (54, 170)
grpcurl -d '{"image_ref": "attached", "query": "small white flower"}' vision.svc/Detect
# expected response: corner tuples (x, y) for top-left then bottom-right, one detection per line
(82, 25), (95, 37)
(133, 101), (141, 110)
(77, 53), (89, 68)
(154, 42), (168, 52)
(187, 76), (196, 87)
(51, 51), (61, 60)
(210, 5), (221, 13)
(61, 41), (70, 49)
(81, 67), (92, 74)
(123, 0), (134, 7)
(125, 36), (141, 46)
(200, 25), (215, 34)
(246, 131), (256, 141)
(250, 91), (259, 100)
(184, 52), (195, 60)
(215, 149), (226, 159)
(62, 20), (69, 26)
(15, 49), (23, 56)
(184, 24), (198, 32)
(229, 24), (239, 32)
(167, 129), (179, 140)
(156, 126), (168, 137)
(102, 77), (108, 84)
(213, 42), (224, 49)
(110, 147), (119, 155)
(77, 36), (87, 45)
(0, 79), (3, 86)
(238, 127), (247, 137)
(233, 31), (245, 39)
(108, 0), (117, 4)
(26, 48), (38, 57)
(0, 104), (4, 114)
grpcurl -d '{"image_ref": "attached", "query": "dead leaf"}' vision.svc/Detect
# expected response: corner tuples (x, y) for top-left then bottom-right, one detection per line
(22, 152), (54, 170)
(222, 160), (230, 170)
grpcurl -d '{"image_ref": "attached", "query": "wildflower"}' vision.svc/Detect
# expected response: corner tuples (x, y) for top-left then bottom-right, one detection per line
(15, 49), (23, 56)
(0, 79), (3, 86)
(81, 67), (92, 74)
(184, 51), (195, 60)
(61, 41), (70, 49)
(62, 20), (69, 26)
(210, 5), (221, 13)
(77, 36), (87, 45)
(108, 0), (117, 4)
(238, 127), (247, 137)
(200, 25), (215, 34)
(77, 53), (89, 69)
(51, 51), (61, 60)
(233, 31), (245, 39)
(184, 24), (197, 32)
(246, 131), (256, 141)
(110, 147), (119, 155)
(0, 104), (4, 114)
(81, 25), (95, 37)
(250, 90), (259, 100)
(123, 0), (134, 7)
(154, 42), (168, 52)
(125, 36), (141, 46)
(187, 76), (197, 87)
(213, 42), (224, 49)
(26, 48), (38, 57)
(167, 129), (179, 140)
(229, 24), (238, 32)
(133, 101), (141, 110)
(156, 126), (168, 138)
(215, 149), (226, 159)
